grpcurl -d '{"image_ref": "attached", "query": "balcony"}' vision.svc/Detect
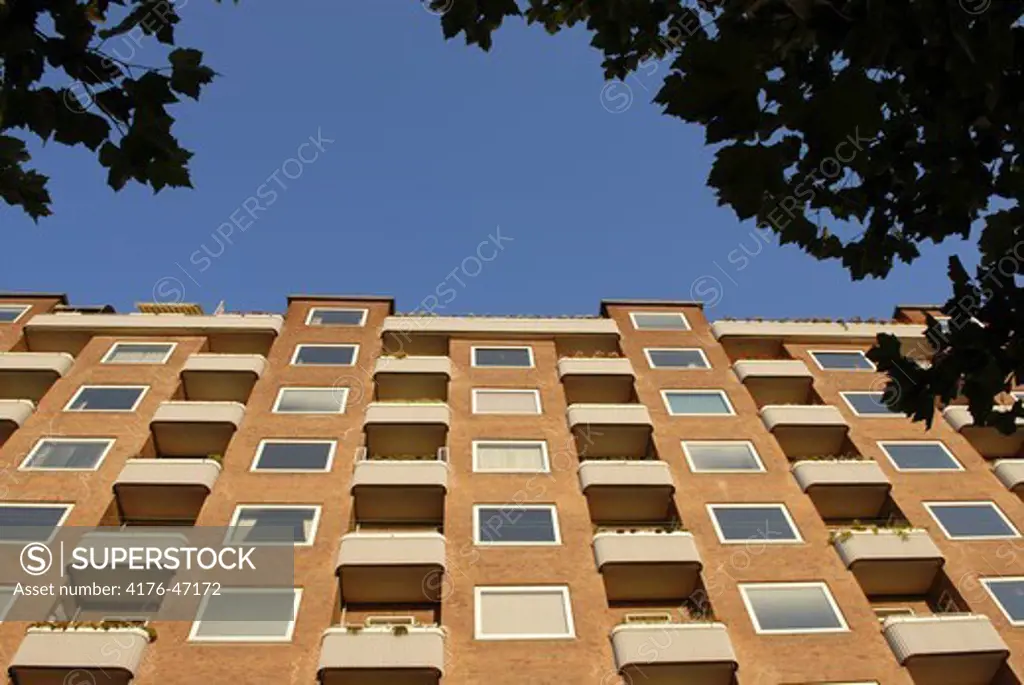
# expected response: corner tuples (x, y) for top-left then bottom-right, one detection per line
(382, 315), (619, 337)
(318, 626), (444, 685)
(833, 529), (945, 596)
(882, 614), (1009, 685)
(711, 319), (926, 359)
(759, 405), (849, 459)
(943, 406), (1024, 458)
(335, 531), (446, 603)
(364, 402), (451, 457)
(993, 460), (1024, 498)
(791, 460), (891, 519)
(0, 352), (74, 402)
(7, 625), (152, 685)
(732, 360), (814, 406)
(611, 622), (738, 685)
(113, 458), (221, 524)
(180, 353), (266, 402)
(24, 312), (283, 355)
(68, 530), (190, 594)
(150, 401), (245, 457)
(594, 531), (702, 601)
(567, 404), (653, 458)
(351, 449), (449, 523)
(558, 357), (636, 404)
(578, 460), (675, 522)
(373, 356), (450, 403)
(0, 399), (33, 446)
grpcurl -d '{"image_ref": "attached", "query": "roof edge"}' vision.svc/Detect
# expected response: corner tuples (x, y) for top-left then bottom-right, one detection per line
(0, 292), (69, 304)
(287, 294), (395, 314)
(600, 298), (704, 316)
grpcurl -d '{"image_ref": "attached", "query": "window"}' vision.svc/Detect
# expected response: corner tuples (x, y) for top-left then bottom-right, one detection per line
(739, 582), (848, 634)
(472, 389), (542, 414)
(924, 501), (1019, 539)
(707, 504), (802, 543)
(0, 587), (14, 621)
(474, 505), (560, 545)
(645, 348), (710, 369)
(226, 505), (321, 546)
(306, 308), (367, 327)
(474, 586), (575, 640)
(252, 440), (335, 472)
(20, 438), (113, 471)
(473, 440), (549, 473)
(809, 351), (875, 371)
(840, 391), (900, 417)
(273, 387), (347, 413)
(981, 577), (1024, 625)
(872, 607), (915, 623)
(189, 588), (302, 642)
(662, 390), (734, 416)
(683, 441), (764, 472)
(879, 441), (962, 471)
(0, 503), (72, 542)
(64, 386), (147, 412)
(472, 346), (534, 368)
(0, 305), (30, 323)
(290, 344), (357, 366)
(102, 342), (176, 364)
(629, 312), (689, 331)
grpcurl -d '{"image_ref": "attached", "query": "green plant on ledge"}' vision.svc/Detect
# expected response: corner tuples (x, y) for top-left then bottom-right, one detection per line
(29, 620), (157, 642)
(827, 521), (915, 545)
(206, 453), (223, 465)
(797, 454), (867, 462)
(345, 625), (362, 634)
(392, 625), (409, 636)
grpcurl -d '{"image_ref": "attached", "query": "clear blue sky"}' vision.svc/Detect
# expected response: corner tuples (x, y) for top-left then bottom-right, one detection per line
(2, 2), (972, 318)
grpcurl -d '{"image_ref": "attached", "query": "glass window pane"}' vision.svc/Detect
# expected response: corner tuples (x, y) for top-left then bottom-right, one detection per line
(67, 387), (144, 411)
(24, 440), (110, 469)
(0, 306), (28, 323)
(665, 391), (731, 415)
(292, 345), (356, 365)
(632, 313), (689, 330)
(686, 443), (762, 471)
(309, 309), (365, 326)
(228, 507), (317, 544)
(0, 587), (15, 620)
(882, 442), (960, 470)
(255, 442), (333, 470)
(929, 503), (1017, 538)
(647, 349), (708, 369)
(812, 352), (874, 370)
(985, 579), (1024, 622)
(474, 348), (532, 367)
(711, 506), (799, 542)
(477, 507), (557, 543)
(843, 392), (900, 415)
(105, 343), (174, 363)
(743, 585), (845, 632)
(475, 442), (547, 471)
(192, 590), (298, 639)
(0, 505), (68, 541)
(275, 388), (345, 413)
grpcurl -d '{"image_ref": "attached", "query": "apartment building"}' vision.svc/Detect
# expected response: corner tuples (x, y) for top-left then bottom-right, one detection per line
(0, 292), (1022, 685)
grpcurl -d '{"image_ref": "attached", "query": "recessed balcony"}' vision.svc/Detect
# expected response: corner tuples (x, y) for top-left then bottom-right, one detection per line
(833, 529), (945, 596)
(943, 406), (1024, 458)
(993, 460), (1024, 498)
(791, 460), (891, 519)
(113, 458), (221, 524)
(594, 531), (702, 601)
(882, 614), (1009, 685)
(335, 531), (446, 603)
(364, 402), (450, 457)
(0, 352), (74, 402)
(578, 460), (675, 522)
(318, 626), (444, 685)
(733, 360), (814, 406)
(180, 353), (266, 402)
(373, 356), (450, 403)
(567, 404), (653, 458)
(7, 625), (152, 685)
(351, 449), (449, 523)
(0, 399), (34, 446)
(611, 622), (738, 685)
(558, 358), (636, 404)
(150, 401), (245, 457)
(759, 405), (849, 459)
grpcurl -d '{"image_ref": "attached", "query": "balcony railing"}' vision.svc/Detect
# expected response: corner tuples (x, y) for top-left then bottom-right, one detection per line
(567, 404), (653, 459)
(733, 359), (814, 406)
(594, 531), (702, 601)
(993, 460), (1024, 497)
(335, 531), (446, 603)
(180, 353), (266, 402)
(791, 459), (891, 519)
(882, 614), (1009, 685)
(318, 625), (444, 685)
(832, 529), (944, 596)
(0, 398), (34, 446)
(759, 405), (849, 459)
(150, 400), (245, 457)
(8, 624), (152, 685)
(943, 406), (1024, 459)
(0, 352), (74, 402)
(578, 460), (675, 523)
(351, 448), (449, 523)
(114, 458), (221, 524)
(611, 622), (737, 685)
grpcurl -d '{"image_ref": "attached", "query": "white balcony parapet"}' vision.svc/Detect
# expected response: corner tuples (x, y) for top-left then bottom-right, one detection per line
(382, 315), (619, 337)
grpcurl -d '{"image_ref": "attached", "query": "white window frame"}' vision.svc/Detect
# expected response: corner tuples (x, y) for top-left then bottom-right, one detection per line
(877, 441), (963, 472)
(0, 304), (31, 324)
(472, 440), (550, 473)
(739, 581), (849, 635)
(706, 503), (803, 544)
(471, 388), (543, 415)
(101, 341), (177, 364)
(187, 588), (302, 643)
(661, 389), (735, 416)
(305, 307), (368, 327)
(19, 437), (115, 472)
(923, 501), (1021, 540)
(473, 504), (562, 546)
(63, 385), (148, 412)
(682, 440), (765, 473)
(474, 585), (576, 640)
(628, 311), (690, 331)
(0, 503), (74, 544)
(250, 439), (337, 473)
(839, 391), (900, 417)
(643, 348), (711, 370)
(981, 577), (1024, 626)
(225, 504), (322, 547)
(808, 350), (876, 372)
(471, 345), (535, 369)
(272, 387), (348, 414)
(289, 343), (359, 367)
